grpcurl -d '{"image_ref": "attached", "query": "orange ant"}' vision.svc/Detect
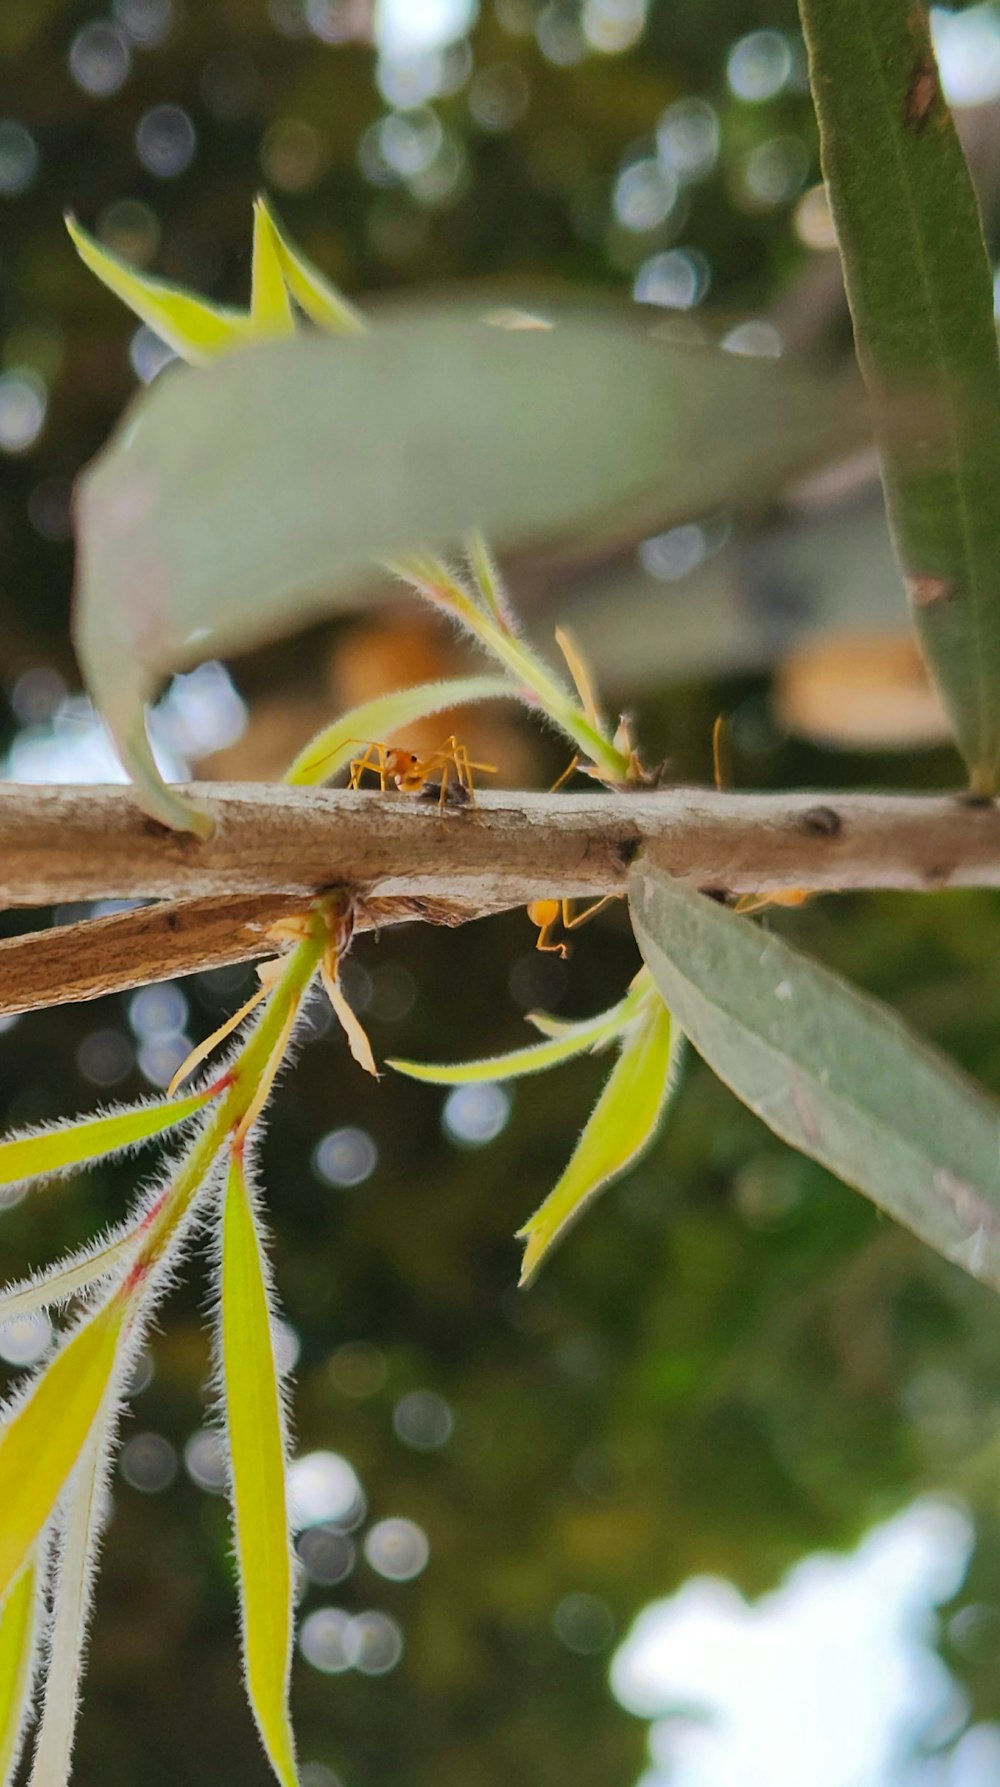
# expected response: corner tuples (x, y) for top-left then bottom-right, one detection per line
(712, 715), (813, 915)
(348, 735), (496, 810)
(527, 896), (619, 959)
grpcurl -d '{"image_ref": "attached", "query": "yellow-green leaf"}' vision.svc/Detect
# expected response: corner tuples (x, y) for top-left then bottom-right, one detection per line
(27, 1422), (109, 1787)
(284, 675), (516, 786)
(518, 995), (681, 1285)
(0, 1225), (141, 1325)
(0, 1296), (125, 1606)
(250, 197), (295, 340)
(0, 1089), (215, 1192)
(67, 214), (253, 365)
(221, 1154), (297, 1787)
(0, 1558), (41, 1787)
(256, 194), (365, 335)
(389, 1007), (627, 1086)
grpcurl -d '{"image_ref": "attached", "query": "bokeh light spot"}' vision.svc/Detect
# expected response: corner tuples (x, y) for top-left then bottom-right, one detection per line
(442, 1082), (511, 1146)
(121, 1432), (178, 1492)
(633, 247), (710, 310)
(298, 1525), (356, 1586)
(364, 1517), (430, 1582)
(136, 104), (197, 178)
(184, 1427), (228, 1493)
(77, 1027), (134, 1088)
(69, 22), (131, 98)
(349, 1610), (404, 1675)
(0, 122), (39, 196)
(393, 1389), (454, 1450)
(0, 369), (47, 454)
(0, 1312), (52, 1368)
(313, 1127), (378, 1188)
(553, 1591), (615, 1653)
(657, 98), (719, 183)
(289, 1450), (366, 1529)
(300, 1607), (353, 1674)
(727, 29), (793, 102)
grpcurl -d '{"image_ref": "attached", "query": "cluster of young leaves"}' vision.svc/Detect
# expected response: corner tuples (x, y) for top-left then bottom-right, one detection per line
(0, 908), (337, 1786)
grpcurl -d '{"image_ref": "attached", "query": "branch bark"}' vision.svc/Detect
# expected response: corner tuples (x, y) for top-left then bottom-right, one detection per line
(1, 781), (998, 906)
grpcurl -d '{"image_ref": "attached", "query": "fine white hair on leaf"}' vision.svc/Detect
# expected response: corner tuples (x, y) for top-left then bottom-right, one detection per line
(209, 1146), (298, 1778)
(0, 1090), (215, 1197)
(21, 1141), (231, 1787)
(0, 1531), (51, 1787)
(27, 1412), (116, 1787)
(0, 1222), (140, 1327)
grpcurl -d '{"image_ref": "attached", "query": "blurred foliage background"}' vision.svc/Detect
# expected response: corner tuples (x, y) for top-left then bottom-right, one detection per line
(4, 2), (1000, 1783)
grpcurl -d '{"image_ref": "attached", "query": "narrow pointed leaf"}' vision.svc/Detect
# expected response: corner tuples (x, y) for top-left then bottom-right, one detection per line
(256, 195), (365, 335)
(518, 995), (680, 1285)
(284, 675), (515, 786)
(221, 1154), (297, 1787)
(389, 1007), (627, 1086)
(73, 305), (852, 830)
(630, 861), (1000, 1291)
(29, 1422), (111, 1787)
(0, 1297), (125, 1605)
(250, 199), (295, 339)
(322, 961), (378, 1079)
(799, 0), (1000, 793)
(0, 1225), (141, 1325)
(0, 1559), (42, 1787)
(0, 1089), (215, 1192)
(66, 214), (253, 365)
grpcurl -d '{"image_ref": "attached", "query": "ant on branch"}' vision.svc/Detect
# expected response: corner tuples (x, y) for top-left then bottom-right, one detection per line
(348, 735), (496, 810)
(526, 896), (619, 959)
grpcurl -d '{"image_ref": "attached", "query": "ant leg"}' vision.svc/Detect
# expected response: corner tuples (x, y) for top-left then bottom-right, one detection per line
(550, 755), (580, 793)
(535, 917), (569, 958)
(560, 895), (620, 932)
(349, 743), (385, 791)
(712, 714), (731, 795)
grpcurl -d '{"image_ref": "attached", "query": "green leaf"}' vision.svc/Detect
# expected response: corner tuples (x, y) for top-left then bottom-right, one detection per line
(221, 1154), (297, 1787)
(250, 198), (295, 340)
(255, 194), (365, 335)
(390, 1016), (621, 1086)
(0, 1295), (124, 1606)
(389, 978), (648, 1085)
(0, 1558), (41, 1787)
(0, 1089), (215, 1192)
(0, 1225), (142, 1325)
(66, 214), (254, 365)
(517, 992), (680, 1285)
(799, 0), (1000, 794)
(73, 304), (850, 830)
(27, 1422), (109, 1787)
(284, 674), (516, 786)
(630, 860), (1000, 1292)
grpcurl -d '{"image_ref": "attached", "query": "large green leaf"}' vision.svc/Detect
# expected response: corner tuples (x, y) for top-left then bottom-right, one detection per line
(799, 0), (1000, 793)
(630, 861), (1000, 1291)
(73, 304), (850, 831)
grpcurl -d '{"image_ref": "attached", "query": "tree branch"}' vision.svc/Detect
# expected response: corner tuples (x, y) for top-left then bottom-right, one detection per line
(0, 782), (997, 908)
